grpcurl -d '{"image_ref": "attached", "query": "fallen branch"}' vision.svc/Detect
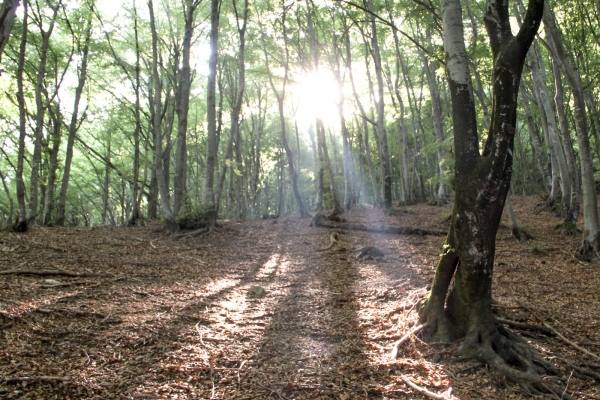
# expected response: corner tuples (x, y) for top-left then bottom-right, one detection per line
(0, 269), (105, 277)
(390, 322), (428, 360)
(558, 357), (600, 381)
(496, 317), (553, 335)
(400, 375), (451, 400)
(173, 227), (209, 240)
(543, 322), (600, 361)
(40, 280), (95, 288)
(310, 213), (445, 236)
(0, 376), (70, 383)
(317, 232), (339, 252)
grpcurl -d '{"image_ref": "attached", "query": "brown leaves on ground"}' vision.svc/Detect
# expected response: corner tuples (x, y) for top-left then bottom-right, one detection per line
(0, 196), (599, 399)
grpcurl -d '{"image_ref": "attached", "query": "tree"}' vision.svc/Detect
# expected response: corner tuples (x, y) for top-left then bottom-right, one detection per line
(14, 0), (28, 232)
(148, 0), (177, 233)
(201, 0), (220, 230)
(419, 0), (563, 393)
(56, 2), (92, 226)
(543, 5), (600, 261)
(0, 0), (20, 62)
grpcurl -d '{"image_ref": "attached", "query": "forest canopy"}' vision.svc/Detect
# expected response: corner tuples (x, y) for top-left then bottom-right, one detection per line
(0, 0), (598, 230)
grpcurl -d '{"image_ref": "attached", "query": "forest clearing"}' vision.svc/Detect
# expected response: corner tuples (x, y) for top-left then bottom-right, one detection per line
(1, 196), (600, 399)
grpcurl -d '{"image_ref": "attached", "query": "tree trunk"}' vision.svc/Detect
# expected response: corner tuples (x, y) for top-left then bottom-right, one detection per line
(56, 9), (91, 226)
(420, 0), (556, 392)
(128, 2), (142, 225)
(519, 81), (552, 191)
(543, 5), (600, 260)
(0, 0), (19, 63)
(529, 43), (572, 215)
(367, 0), (392, 209)
(421, 53), (448, 203)
(550, 54), (579, 232)
(42, 105), (61, 225)
(28, 2), (60, 224)
(173, 0), (200, 216)
(14, 0), (27, 232)
(149, 0), (177, 233)
(201, 0), (220, 229)
(261, 5), (309, 218)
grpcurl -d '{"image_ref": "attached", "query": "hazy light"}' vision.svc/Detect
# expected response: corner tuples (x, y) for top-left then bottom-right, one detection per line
(293, 69), (341, 128)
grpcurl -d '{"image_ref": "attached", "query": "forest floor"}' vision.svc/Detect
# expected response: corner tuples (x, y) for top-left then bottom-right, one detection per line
(1, 195), (600, 399)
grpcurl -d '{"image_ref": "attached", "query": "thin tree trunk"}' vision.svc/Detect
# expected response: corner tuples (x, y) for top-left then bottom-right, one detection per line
(0, 0), (19, 63)
(128, 1), (142, 225)
(261, 5), (309, 218)
(56, 9), (91, 226)
(28, 2), (60, 224)
(201, 0), (220, 229)
(149, 0), (177, 232)
(519, 81), (551, 191)
(543, 5), (600, 259)
(173, 0), (200, 216)
(529, 43), (572, 216)
(42, 105), (61, 225)
(550, 54), (579, 230)
(14, 0), (27, 231)
(366, 0), (392, 209)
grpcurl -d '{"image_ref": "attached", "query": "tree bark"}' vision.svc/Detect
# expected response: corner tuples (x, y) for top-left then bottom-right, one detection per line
(0, 0), (20, 63)
(14, 0), (28, 231)
(42, 105), (62, 225)
(519, 81), (551, 191)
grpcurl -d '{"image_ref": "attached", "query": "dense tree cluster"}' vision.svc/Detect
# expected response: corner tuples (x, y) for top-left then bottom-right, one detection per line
(0, 0), (597, 237)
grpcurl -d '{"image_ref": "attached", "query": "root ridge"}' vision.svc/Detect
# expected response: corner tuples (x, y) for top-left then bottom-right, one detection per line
(458, 325), (573, 399)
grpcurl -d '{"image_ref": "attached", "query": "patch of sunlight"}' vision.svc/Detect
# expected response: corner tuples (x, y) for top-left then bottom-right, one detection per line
(203, 278), (238, 296)
(255, 254), (281, 280)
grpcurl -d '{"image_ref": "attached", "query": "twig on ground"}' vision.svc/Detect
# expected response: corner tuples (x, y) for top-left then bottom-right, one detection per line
(543, 322), (600, 361)
(316, 232), (339, 252)
(400, 375), (451, 400)
(0, 269), (106, 277)
(390, 322), (429, 360)
(40, 279), (95, 288)
(0, 376), (70, 383)
(496, 317), (553, 335)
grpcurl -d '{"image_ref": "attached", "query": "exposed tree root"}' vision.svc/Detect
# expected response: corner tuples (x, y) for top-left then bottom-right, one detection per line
(457, 324), (575, 399)
(390, 322), (428, 360)
(400, 375), (451, 400)
(511, 226), (534, 242)
(316, 232), (339, 252)
(12, 219), (27, 233)
(310, 212), (445, 236)
(576, 238), (600, 263)
(173, 224), (219, 240)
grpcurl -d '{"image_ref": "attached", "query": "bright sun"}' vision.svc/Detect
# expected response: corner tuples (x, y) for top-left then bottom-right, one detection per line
(293, 69), (341, 129)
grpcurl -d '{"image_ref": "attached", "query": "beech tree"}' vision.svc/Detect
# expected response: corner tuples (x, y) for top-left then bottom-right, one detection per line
(0, 0), (19, 62)
(419, 0), (564, 393)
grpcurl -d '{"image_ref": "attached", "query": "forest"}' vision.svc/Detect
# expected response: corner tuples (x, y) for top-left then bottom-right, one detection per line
(1, 0), (600, 398)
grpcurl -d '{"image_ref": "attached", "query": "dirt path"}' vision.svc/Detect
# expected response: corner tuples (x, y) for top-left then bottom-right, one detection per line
(1, 198), (600, 399)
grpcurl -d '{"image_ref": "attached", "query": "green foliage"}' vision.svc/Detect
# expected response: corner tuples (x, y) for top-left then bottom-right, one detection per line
(176, 200), (212, 230)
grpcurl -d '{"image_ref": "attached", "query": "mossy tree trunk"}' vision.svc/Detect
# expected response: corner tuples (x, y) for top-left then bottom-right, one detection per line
(420, 0), (562, 394)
